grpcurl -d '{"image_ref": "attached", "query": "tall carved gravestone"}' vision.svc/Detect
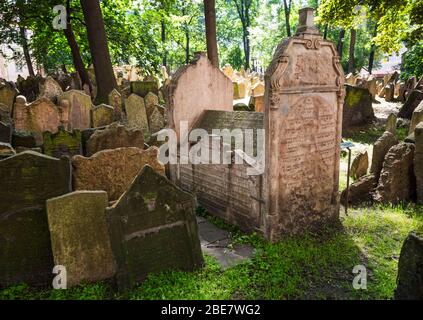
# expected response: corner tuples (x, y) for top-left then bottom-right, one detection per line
(0, 151), (71, 287)
(107, 165), (204, 290)
(264, 8), (344, 240)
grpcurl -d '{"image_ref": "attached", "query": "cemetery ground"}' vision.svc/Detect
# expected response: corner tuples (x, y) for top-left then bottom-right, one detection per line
(1, 204), (422, 300)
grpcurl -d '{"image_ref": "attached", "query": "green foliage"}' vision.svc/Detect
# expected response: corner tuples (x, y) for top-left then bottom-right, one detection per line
(401, 41), (423, 80)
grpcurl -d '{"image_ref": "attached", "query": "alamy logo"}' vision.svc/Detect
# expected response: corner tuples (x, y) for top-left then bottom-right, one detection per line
(352, 265), (367, 290)
(52, 5), (67, 30)
(52, 265), (67, 289)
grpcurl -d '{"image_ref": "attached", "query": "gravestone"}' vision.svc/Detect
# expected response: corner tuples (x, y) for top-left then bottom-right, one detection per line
(386, 113), (397, 134)
(43, 127), (82, 158)
(370, 131), (399, 180)
(107, 165), (204, 290)
(0, 151), (71, 287)
(125, 94), (149, 136)
(148, 106), (165, 134)
(0, 142), (15, 158)
(165, 52), (233, 140)
(72, 147), (165, 201)
(342, 85), (375, 133)
(13, 96), (61, 145)
(398, 90), (423, 119)
(264, 8), (345, 240)
(0, 81), (17, 111)
(0, 121), (11, 144)
(0, 102), (12, 123)
(144, 92), (159, 117)
(46, 191), (116, 287)
(108, 89), (123, 121)
(17, 75), (40, 102)
(86, 123), (144, 156)
(58, 90), (92, 131)
(415, 123), (423, 204)
(409, 100), (423, 134)
(12, 131), (36, 149)
(92, 104), (115, 128)
(38, 76), (63, 104)
(350, 150), (368, 180)
(130, 80), (159, 98)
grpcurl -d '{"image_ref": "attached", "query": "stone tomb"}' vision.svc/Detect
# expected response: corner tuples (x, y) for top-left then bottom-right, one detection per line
(125, 94), (149, 136)
(0, 151), (71, 287)
(86, 123), (144, 156)
(46, 191), (116, 287)
(43, 127), (82, 158)
(108, 89), (123, 121)
(0, 82), (18, 111)
(38, 76), (63, 104)
(58, 90), (92, 131)
(165, 52), (233, 140)
(170, 8), (344, 241)
(72, 147), (165, 201)
(107, 165), (204, 290)
(130, 80), (159, 98)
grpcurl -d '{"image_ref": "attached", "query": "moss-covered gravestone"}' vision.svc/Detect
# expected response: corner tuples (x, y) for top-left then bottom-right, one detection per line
(342, 85), (375, 133)
(130, 81), (159, 98)
(92, 104), (115, 128)
(0, 151), (71, 287)
(107, 165), (204, 290)
(0, 121), (11, 144)
(43, 127), (82, 158)
(46, 191), (116, 287)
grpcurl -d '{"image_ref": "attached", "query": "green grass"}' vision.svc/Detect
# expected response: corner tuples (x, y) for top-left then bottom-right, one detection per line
(343, 126), (409, 145)
(2, 205), (422, 300)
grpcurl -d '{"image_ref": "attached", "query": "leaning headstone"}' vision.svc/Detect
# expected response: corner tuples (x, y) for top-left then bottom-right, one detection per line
(350, 150), (368, 180)
(409, 100), (423, 134)
(263, 8), (345, 240)
(46, 191), (116, 287)
(164, 52), (233, 140)
(130, 80), (159, 98)
(125, 94), (149, 136)
(92, 104), (115, 128)
(58, 90), (92, 131)
(144, 92), (159, 117)
(107, 165), (204, 290)
(72, 147), (165, 201)
(148, 106), (165, 134)
(43, 127), (82, 158)
(385, 83), (395, 102)
(343, 85), (375, 133)
(386, 113), (397, 134)
(340, 174), (377, 206)
(0, 151), (71, 287)
(13, 96), (61, 145)
(398, 90), (423, 119)
(0, 121), (11, 144)
(415, 123), (423, 204)
(0, 81), (18, 111)
(108, 89), (123, 121)
(86, 123), (144, 156)
(0, 102), (11, 124)
(394, 231), (423, 300)
(370, 131), (399, 180)
(38, 76), (63, 104)
(374, 142), (415, 204)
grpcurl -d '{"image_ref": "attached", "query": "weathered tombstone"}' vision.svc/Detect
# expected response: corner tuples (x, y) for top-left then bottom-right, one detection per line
(43, 127), (82, 158)
(342, 85), (375, 133)
(0, 102), (12, 123)
(92, 104), (115, 128)
(398, 90), (423, 119)
(86, 123), (144, 156)
(365, 75), (378, 101)
(58, 90), (92, 131)
(12, 131), (36, 149)
(125, 94), (149, 136)
(374, 142), (415, 204)
(409, 100), (423, 134)
(370, 131), (399, 180)
(148, 106), (165, 134)
(385, 83), (395, 102)
(345, 73), (357, 85)
(264, 8), (344, 240)
(38, 76), (63, 104)
(350, 150), (368, 180)
(144, 92), (159, 117)
(107, 165), (204, 290)
(0, 142), (15, 158)
(17, 75), (40, 102)
(0, 81), (18, 111)
(165, 52), (233, 140)
(13, 96), (61, 145)
(130, 80), (159, 98)
(415, 122), (423, 204)
(108, 89), (123, 121)
(233, 81), (247, 99)
(394, 231), (423, 300)
(386, 113), (397, 134)
(0, 151), (71, 287)
(46, 191), (116, 287)
(249, 95), (265, 112)
(72, 147), (165, 201)
(0, 121), (11, 144)
(340, 174), (377, 206)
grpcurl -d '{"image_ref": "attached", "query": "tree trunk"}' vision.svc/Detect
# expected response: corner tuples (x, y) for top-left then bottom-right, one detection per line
(368, 24), (378, 74)
(161, 18), (167, 67)
(323, 24), (328, 39)
(19, 27), (35, 77)
(80, 0), (117, 104)
(185, 29), (190, 64)
(64, 1), (92, 94)
(337, 28), (345, 57)
(283, 0), (291, 37)
(203, 0), (219, 67)
(348, 29), (356, 73)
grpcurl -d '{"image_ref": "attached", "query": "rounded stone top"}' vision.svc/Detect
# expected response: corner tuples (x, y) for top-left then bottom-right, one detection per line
(15, 95), (27, 104)
(60, 99), (70, 108)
